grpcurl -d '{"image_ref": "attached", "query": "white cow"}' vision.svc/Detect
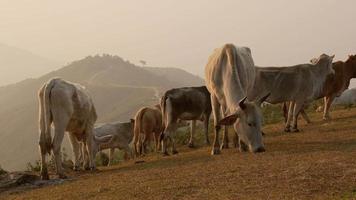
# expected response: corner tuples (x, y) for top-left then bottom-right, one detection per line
(205, 44), (269, 154)
(38, 78), (98, 180)
(92, 120), (135, 166)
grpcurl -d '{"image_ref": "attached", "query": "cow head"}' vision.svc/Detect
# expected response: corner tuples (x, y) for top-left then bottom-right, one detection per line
(312, 54), (335, 75)
(92, 134), (113, 157)
(218, 94), (270, 153)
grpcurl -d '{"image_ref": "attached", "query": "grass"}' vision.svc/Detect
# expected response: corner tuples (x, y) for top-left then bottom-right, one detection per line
(2, 106), (356, 199)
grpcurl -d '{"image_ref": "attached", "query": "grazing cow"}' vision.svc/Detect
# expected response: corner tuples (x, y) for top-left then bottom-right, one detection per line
(38, 78), (98, 180)
(132, 105), (163, 156)
(205, 43), (269, 154)
(332, 88), (356, 106)
(283, 55), (356, 121)
(249, 54), (335, 132)
(160, 86), (211, 155)
(92, 119), (135, 166)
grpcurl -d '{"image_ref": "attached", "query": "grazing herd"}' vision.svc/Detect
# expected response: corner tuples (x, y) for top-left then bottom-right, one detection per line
(38, 43), (355, 180)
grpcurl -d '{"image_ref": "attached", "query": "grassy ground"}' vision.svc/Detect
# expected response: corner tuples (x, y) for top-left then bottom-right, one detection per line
(2, 107), (356, 200)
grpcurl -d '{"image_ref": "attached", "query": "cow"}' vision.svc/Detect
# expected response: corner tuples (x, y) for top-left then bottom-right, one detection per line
(132, 105), (163, 156)
(205, 43), (269, 155)
(248, 54), (335, 132)
(160, 86), (211, 155)
(91, 119), (135, 166)
(38, 78), (98, 180)
(332, 88), (356, 106)
(282, 55), (356, 121)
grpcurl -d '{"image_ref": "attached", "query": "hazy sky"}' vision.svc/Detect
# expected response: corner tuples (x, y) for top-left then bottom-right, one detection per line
(1, 0), (356, 77)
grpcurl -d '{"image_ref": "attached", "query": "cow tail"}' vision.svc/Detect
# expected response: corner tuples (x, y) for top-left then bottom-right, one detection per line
(159, 95), (168, 142)
(41, 79), (56, 154)
(131, 108), (144, 155)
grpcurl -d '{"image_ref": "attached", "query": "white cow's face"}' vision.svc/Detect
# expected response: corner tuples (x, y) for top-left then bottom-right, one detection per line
(233, 103), (264, 153)
(218, 95), (269, 153)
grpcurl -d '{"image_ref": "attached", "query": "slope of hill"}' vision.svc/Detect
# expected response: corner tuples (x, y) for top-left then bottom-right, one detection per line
(3, 107), (356, 199)
(0, 54), (204, 171)
(144, 66), (204, 87)
(0, 43), (61, 86)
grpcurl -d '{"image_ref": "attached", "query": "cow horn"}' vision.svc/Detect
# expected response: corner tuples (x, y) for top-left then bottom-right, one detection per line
(239, 96), (247, 110)
(258, 93), (271, 106)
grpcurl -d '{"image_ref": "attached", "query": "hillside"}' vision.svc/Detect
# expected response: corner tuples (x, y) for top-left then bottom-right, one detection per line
(0, 43), (61, 86)
(2, 107), (356, 199)
(0, 54), (204, 171)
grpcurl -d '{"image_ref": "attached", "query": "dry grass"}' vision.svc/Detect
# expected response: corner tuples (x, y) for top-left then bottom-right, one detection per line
(3, 108), (356, 200)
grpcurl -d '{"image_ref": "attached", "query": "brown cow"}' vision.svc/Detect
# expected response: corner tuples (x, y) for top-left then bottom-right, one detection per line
(132, 105), (163, 156)
(283, 55), (356, 121)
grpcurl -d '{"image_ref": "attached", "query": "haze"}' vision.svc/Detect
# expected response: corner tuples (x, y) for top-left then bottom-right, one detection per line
(1, 0), (356, 85)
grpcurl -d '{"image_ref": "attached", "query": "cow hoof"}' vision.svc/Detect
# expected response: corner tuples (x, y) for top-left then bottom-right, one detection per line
(188, 143), (194, 148)
(90, 167), (97, 171)
(172, 150), (179, 155)
(284, 128), (291, 132)
(162, 152), (170, 156)
(58, 173), (67, 179)
(211, 148), (221, 155)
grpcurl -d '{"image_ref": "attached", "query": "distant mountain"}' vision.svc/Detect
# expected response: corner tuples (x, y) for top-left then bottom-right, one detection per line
(0, 54), (204, 171)
(0, 43), (61, 86)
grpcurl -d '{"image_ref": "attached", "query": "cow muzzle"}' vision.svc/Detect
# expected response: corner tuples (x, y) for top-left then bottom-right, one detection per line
(253, 146), (265, 153)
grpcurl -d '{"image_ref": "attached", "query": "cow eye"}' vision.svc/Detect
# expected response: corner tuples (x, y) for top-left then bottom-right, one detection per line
(248, 123), (252, 127)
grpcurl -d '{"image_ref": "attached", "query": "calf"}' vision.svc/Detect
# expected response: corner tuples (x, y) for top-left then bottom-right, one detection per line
(92, 119), (135, 166)
(132, 105), (163, 156)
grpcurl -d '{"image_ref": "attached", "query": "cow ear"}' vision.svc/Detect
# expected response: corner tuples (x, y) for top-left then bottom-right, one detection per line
(218, 114), (239, 126)
(257, 93), (270, 106)
(94, 135), (113, 144)
(330, 55), (335, 59)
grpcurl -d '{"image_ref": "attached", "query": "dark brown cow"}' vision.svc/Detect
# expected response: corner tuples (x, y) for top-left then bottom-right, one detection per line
(160, 86), (211, 155)
(283, 55), (356, 121)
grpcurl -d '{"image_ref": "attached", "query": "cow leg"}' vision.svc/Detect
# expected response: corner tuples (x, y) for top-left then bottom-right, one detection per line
(81, 141), (90, 170)
(291, 102), (303, 132)
(221, 126), (229, 149)
(68, 133), (81, 171)
(300, 109), (311, 124)
(323, 96), (334, 120)
(39, 148), (49, 180)
(154, 131), (160, 152)
(203, 114), (210, 145)
(282, 102), (289, 123)
(165, 123), (179, 154)
(161, 107), (178, 156)
(211, 95), (222, 155)
(188, 120), (196, 148)
(85, 128), (96, 171)
(233, 130), (239, 148)
(108, 148), (115, 166)
(52, 126), (66, 179)
(284, 102), (295, 132)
